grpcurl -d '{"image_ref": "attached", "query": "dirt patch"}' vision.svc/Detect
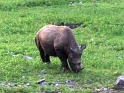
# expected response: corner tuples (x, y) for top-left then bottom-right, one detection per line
(92, 88), (124, 93)
(52, 22), (86, 29)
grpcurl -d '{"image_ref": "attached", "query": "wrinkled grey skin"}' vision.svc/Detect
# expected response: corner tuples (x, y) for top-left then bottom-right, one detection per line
(35, 25), (86, 73)
(68, 45), (86, 72)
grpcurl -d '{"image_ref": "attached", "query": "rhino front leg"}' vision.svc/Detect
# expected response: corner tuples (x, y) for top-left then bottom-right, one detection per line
(56, 49), (70, 71)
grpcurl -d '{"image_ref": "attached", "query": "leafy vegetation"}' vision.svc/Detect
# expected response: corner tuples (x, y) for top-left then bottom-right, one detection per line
(0, 0), (124, 92)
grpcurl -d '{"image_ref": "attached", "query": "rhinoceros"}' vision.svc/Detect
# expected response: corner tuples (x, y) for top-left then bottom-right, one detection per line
(35, 25), (86, 72)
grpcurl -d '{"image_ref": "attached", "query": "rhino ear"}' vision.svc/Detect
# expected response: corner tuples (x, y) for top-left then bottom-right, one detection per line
(81, 44), (86, 52)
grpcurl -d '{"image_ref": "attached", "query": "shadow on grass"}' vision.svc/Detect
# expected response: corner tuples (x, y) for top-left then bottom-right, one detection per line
(52, 22), (87, 29)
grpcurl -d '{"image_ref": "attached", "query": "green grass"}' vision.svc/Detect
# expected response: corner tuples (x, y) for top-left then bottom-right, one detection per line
(0, 0), (124, 92)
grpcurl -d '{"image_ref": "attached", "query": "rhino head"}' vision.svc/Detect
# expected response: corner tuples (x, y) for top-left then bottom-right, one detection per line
(68, 44), (86, 73)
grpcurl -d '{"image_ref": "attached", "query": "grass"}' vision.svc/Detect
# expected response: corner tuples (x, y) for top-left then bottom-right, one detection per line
(0, 0), (124, 92)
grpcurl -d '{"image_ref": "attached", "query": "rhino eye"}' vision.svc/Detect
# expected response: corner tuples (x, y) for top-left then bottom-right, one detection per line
(72, 62), (81, 65)
(77, 63), (81, 65)
(75, 62), (81, 65)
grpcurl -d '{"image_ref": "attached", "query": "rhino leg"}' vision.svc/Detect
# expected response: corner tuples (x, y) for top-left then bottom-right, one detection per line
(56, 49), (70, 70)
(45, 54), (50, 63)
(39, 48), (46, 62)
(37, 44), (50, 63)
(35, 37), (47, 63)
(39, 50), (51, 63)
(35, 37), (50, 63)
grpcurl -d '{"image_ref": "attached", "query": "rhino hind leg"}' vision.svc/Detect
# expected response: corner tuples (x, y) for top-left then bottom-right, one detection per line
(39, 48), (46, 62)
(39, 48), (51, 63)
(56, 49), (70, 70)
(36, 44), (50, 63)
(45, 54), (50, 63)
(35, 37), (50, 63)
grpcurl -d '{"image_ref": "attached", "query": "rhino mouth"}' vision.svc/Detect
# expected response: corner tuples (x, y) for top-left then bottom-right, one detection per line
(73, 67), (84, 73)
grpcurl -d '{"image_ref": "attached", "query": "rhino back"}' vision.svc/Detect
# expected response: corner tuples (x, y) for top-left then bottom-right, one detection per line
(37, 25), (71, 56)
